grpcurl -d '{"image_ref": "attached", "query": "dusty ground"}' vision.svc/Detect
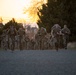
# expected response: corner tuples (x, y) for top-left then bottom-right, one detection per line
(0, 49), (76, 75)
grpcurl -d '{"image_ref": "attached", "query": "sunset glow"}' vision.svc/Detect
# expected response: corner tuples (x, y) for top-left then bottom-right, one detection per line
(0, 0), (47, 24)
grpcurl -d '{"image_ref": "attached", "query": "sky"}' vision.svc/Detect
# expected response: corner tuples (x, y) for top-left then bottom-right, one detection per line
(0, 0), (47, 23)
(0, 0), (28, 18)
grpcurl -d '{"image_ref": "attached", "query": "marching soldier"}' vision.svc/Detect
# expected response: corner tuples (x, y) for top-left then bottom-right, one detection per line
(61, 25), (71, 49)
(7, 25), (17, 51)
(1, 29), (9, 50)
(6, 18), (18, 51)
(17, 27), (25, 50)
(1, 30), (6, 50)
(35, 27), (47, 50)
(51, 24), (61, 51)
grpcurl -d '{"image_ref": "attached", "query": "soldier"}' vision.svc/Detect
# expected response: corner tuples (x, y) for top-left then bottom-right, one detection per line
(7, 25), (17, 51)
(17, 27), (25, 50)
(61, 25), (71, 49)
(1, 30), (6, 50)
(51, 24), (61, 51)
(5, 18), (18, 51)
(1, 29), (9, 50)
(36, 27), (47, 50)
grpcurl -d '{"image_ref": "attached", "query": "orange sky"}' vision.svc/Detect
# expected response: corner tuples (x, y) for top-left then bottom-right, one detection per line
(0, 0), (47, 24)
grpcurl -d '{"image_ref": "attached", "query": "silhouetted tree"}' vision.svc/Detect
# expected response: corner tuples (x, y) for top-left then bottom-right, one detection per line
(3, 18), (23, 30)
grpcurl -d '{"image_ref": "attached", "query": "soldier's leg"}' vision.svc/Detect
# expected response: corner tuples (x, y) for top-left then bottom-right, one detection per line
(63, 36), (67, 49)
(2, 41), (5, 50)
(1, 40), (3, 49)
(4, 41), (7, 50)
(20, 38), (22, 50)
(11, 36), (15, 51)
(55, 37), (58, 51)
(19, 36), (22, 50)
(9, 38), (12, 50)
(12, 38), (14, 51)
(66, 35), (69, 49)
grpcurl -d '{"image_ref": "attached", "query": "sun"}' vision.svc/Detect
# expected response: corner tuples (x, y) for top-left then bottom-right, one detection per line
(0, 0), (47, 24)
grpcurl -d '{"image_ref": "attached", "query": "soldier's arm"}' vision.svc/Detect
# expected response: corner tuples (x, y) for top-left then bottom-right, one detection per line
(51, 30), (54, 37)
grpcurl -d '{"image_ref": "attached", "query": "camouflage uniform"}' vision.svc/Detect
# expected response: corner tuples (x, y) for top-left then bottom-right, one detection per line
(1, 29), (8, 50)
(22, 35), (26, 50)
(9, 37), (12, 50)
(29, 39), (35, 50)
(41, 35), (49, 50)
(27, 38), (31, 50)
(25, 34), (30, 50)
(51, 24), (61, 51)
(45, 33), (52, 50)
(5, 34), (9, 50)
(34, 33), (40, 50)
(61, 25), (71, 49)
(17, 28), (25, 50)
(1, 30), (6, 50)
(15, 34), (20, 50)
(1, 30), (5, 49)
(35, 27), (47, 50)
(7, 25), (17, 51)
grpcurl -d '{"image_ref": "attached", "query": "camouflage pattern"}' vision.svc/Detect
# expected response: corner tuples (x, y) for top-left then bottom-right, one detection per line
(41, 35), (49, 50)
(7, 25), (17, 51)
(35, 27), (47, 50)
(17, 28), (25, 50)
(15, 35), (20, 49)
(1, 29), (9, 50)
(34, 29), (39, 50)
(25, 34), (30, 50)
(35, 30), (41, 50)
(0, 24), (71, 50)
(51, 24), (61, 50)
(61, 25), (71, 49)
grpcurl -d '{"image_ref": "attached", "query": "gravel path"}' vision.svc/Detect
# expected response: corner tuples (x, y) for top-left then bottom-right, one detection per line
(0, 49), (76, 75)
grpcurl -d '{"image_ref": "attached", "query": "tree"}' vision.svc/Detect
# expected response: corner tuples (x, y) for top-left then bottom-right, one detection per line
(65, 0), (76, 41)
(3, 18), (23, 30)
